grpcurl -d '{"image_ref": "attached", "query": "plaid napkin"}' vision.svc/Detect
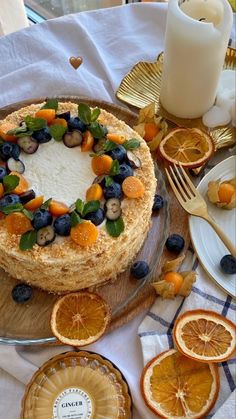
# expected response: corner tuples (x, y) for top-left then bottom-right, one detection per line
(138, 152), (236, 417)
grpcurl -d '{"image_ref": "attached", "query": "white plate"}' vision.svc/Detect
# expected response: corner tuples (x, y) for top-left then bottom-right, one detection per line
(189, 156), (236, 298)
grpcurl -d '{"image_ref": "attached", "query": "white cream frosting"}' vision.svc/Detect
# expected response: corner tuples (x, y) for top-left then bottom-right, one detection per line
(20, 140), (95, 205)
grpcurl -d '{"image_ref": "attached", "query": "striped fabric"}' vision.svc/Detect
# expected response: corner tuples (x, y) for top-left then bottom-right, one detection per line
(139, 251), (236, 416)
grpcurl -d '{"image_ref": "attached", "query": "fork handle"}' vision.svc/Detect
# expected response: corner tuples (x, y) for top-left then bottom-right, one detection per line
(204, 215), (236, 259)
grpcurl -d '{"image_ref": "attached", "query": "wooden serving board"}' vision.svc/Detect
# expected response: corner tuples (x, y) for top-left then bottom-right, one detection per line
(0, 97), (189, 344)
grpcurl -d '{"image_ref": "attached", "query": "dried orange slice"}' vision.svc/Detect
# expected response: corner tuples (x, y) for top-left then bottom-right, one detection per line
(141, 348), (219, 418)
(51, 292), (111, 346)
(173, 309), (236, 363)
(159, 128), (214, 168)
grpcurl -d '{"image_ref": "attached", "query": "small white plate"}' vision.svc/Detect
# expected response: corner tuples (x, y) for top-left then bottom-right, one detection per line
(189, 156), (236, 298)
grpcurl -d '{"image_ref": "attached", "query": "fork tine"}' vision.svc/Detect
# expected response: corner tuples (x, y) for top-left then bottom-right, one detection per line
(169, 165), (189, 201)
(173, 164), (194, 198)
(165, 167), (185, 205)
(177, 164), (198, 196)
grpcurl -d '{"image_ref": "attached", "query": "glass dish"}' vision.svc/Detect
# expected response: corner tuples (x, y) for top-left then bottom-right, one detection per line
(0, 97), (170, 345)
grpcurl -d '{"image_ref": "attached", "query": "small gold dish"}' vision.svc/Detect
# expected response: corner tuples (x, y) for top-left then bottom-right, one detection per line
(21, 351), (132, 419)
(116, 48), (236, 151)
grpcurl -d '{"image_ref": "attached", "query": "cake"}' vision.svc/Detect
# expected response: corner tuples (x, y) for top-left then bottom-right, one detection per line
(0, 100), (156, 293)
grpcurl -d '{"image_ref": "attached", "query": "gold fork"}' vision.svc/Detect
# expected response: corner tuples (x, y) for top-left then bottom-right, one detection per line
(165, 164), (236, 258)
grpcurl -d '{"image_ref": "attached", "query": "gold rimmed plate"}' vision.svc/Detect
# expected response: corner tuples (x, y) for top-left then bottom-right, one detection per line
(189, 156), (236, 298)
(116, 47), (236, 151)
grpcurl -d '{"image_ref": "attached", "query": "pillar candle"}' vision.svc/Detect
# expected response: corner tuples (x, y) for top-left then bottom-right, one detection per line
(160, 0), (233, 118)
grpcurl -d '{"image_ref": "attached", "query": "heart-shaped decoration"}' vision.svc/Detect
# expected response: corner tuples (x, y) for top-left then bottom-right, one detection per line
(69, 56), (83, 70)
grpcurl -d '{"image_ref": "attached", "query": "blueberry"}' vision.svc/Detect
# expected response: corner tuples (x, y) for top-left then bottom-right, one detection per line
(0, 194), (20, 209)
(131, 261), (150, 279)
(220, 255), (236, 275)
(114, 163), (133, 183)
(94, 124), (108, 139)
(54, 214), (71, 236)
(32, 209), (53, 230)
(166, 234), (185, 254)
(104, 182), (122, 199)
(37, 226), (56, 246)
(68, 117), (86, 133)
(107, 145), (126, 162)
(12, 144), (20, 159)
(12, 283), (33, 304)
(153, 194), (164, 211)
(126, 151), (141, 169)
(7, 158), (25, 174)
(84, 208), (105, 226)
(93, 175), (106, 188)
(0, 142), (20, 161)
(63, 130), (82, 148)
(0, 166), (7, 181)
(17, 136), (39, 154)
(105, 198), (121, 221)
(93, 139), (106, 154)
(57, 111), (71, 121)
(101, 124), (108, 137)
(19, 189), (36, 205)
(32, 127), (52, 143)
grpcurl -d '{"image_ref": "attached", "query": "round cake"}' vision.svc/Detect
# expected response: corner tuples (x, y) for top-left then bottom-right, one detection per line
(0, 100), (156, 293)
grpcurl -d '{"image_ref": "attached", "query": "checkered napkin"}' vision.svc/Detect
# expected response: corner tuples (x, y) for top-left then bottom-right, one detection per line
(138, 151), (236, 417)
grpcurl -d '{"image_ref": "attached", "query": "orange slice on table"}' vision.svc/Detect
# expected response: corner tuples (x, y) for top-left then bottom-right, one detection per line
(159, 128), (214, 168)
(51, 292), (111, 346)
(173, 309), (236, 363)
(141, 348), (219, 419)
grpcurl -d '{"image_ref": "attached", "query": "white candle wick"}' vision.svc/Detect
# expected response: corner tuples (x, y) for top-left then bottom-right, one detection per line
(180, 0), (224, 26)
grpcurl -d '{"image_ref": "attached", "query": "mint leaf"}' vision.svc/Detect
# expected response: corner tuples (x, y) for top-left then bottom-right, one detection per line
(70, 211), (82, 227)
(3, 174), (20, 193)
(19, 230), (37, 251)
(89, 151), (104, 157)
(104, 140), (118, 152)
(0, 203), (23, 215)
(24, 115), (46, 132)
(49, 124), (67, 141)
(106, 217), (124, 237)
(89, 122), (104, 139)
(15, 130), (33, 138)
(78, 103), (91, 124)
(105, 176), (114, 187)
(22, 208), (34, 221)
(83, 200), (100, 216)
(109, 160), (120, 176)
(41, 198), (52, 210)
(41, 98), (58, 110)
(75, 198), (84, 215)
(7, 124), (33, 138)
(91, 108), (101, 122)
(123, 138), (140, 150)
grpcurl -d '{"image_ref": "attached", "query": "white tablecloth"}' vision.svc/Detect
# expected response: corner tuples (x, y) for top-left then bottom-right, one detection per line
(0, 3), (235, 419)
(0, 0), (28, 37)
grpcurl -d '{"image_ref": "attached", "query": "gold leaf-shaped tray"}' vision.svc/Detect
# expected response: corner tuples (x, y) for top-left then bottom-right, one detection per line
(116, 48), (236, 151)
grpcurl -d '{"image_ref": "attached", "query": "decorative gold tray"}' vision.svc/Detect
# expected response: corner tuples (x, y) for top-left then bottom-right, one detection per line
(21, 351), (132, 418)
(116, 47), (236, 151)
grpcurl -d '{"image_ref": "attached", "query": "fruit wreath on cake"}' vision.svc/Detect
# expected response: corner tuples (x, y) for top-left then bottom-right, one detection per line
(0, 99), (156, 293)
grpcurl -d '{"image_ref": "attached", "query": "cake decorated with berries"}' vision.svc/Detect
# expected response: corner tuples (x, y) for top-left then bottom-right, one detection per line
(0, 100), (156, 293)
